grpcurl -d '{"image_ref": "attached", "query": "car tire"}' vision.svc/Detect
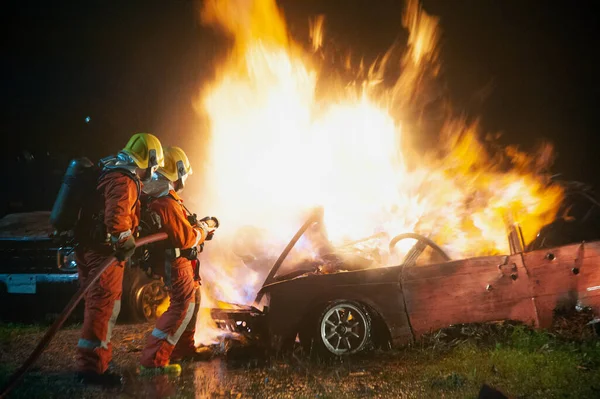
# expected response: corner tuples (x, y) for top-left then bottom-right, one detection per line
(122, 267), (168, 323)
(301, 300), (372, 357)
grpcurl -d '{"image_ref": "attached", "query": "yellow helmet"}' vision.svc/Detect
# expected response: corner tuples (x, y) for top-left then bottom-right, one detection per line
(122, 133), (165, 169)
(158, 146), (193, 182)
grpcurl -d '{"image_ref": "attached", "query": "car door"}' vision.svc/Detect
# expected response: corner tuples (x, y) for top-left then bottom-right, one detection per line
(401, 254), (538, 338)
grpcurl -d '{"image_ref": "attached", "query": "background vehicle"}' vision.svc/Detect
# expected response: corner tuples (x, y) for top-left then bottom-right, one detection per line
(0, 211), (167, 322)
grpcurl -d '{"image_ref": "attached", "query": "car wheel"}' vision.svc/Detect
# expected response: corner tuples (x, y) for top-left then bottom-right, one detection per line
(133, 279), (169, 322)
(122, 268), (168, 323)
(303, 300), (372, 357)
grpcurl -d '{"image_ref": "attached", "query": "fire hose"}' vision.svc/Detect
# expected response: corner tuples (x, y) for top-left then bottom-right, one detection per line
(0, 232), (168, 399)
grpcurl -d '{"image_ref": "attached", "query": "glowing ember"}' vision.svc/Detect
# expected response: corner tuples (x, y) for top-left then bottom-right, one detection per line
(191, 0), (563, 345)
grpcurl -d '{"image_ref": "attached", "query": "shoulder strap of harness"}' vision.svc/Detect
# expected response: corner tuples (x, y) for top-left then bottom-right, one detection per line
(142, 197), (163, 231)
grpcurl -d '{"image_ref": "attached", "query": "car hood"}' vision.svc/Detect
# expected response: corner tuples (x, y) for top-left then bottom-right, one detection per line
(0, 211), (53, 240)
(259, 263), (403, 293)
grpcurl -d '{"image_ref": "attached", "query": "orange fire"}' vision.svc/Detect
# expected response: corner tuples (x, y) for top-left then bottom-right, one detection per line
(191, 0), (563, 345)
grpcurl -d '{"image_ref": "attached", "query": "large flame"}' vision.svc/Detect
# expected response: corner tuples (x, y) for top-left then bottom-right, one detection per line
(192, 0), (563, 345)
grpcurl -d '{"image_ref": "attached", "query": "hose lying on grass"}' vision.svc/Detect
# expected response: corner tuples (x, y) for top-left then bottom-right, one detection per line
(0, 232), (168, 398)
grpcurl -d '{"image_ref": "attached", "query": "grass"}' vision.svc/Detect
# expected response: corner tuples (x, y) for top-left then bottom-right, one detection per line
(0, 323), (45, 344)
(0, 321), (85, 399)
(260, 322), (600, 398)
(408, 324), (600, 398)
(0, 321), (599, 398)
(0, 321), (81, 345)
(0, 368), (100, 399)
(211, 323), (600, 398)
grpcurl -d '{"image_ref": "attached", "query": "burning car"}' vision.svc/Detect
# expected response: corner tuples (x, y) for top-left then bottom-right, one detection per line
(211, 207), (600, 357)
(195, 0), (581, 356)
(0, 211), (167, 322)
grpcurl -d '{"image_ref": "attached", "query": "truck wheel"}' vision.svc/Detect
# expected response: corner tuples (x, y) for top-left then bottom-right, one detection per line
(302, 300), (372, 357)
(122, 268), (168, 323)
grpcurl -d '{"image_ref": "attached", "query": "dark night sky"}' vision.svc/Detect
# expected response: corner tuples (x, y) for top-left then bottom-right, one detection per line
(2, 0), (600, 214)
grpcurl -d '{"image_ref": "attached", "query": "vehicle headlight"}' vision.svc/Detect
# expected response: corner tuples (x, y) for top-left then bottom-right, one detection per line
(57, 247), (77, 271)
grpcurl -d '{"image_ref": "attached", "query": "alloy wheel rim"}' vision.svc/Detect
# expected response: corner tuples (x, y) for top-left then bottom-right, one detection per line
(320, 303), (368, 355)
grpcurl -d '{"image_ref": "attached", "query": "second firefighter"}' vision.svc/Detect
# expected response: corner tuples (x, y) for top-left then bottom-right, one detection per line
(139, 146), (217, 374)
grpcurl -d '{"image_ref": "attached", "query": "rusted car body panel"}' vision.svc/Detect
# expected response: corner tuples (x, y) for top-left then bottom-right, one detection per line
(524, 242), (600, 328)
(402, 254), (538, 338)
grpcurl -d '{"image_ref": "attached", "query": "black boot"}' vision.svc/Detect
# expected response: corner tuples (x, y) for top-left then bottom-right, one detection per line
(77, 371), (123, 387)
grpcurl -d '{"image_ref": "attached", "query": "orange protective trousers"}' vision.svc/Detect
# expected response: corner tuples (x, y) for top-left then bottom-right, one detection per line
(140, 257), (200, 367)
(75, 248), (125, 374)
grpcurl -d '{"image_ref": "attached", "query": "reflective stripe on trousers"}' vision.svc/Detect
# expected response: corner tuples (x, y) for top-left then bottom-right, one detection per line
(151, 301), (196, 346)
(77, 299), (121, 350)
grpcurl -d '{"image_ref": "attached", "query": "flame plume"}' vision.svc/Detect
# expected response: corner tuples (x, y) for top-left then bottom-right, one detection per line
(191, 0), (563, 345)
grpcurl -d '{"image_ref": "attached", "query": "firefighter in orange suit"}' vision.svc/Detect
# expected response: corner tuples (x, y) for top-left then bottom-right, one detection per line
(139, 146), (216, 374)
(75, 133), (164, 386)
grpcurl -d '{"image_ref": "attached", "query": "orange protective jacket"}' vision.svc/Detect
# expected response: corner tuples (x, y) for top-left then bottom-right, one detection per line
(76, 170), (141, 247)
(148, 190), (206, 250)
(98, 171), (141, 236)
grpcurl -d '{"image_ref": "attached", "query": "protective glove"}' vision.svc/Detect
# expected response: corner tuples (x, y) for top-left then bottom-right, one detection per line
(197, 221), (211, 237)
(186, 213), (199, 228)
(111, 231), (136, 261)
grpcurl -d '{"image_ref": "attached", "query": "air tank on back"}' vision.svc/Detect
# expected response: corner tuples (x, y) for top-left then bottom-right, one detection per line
(50, 157), (95, 233)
